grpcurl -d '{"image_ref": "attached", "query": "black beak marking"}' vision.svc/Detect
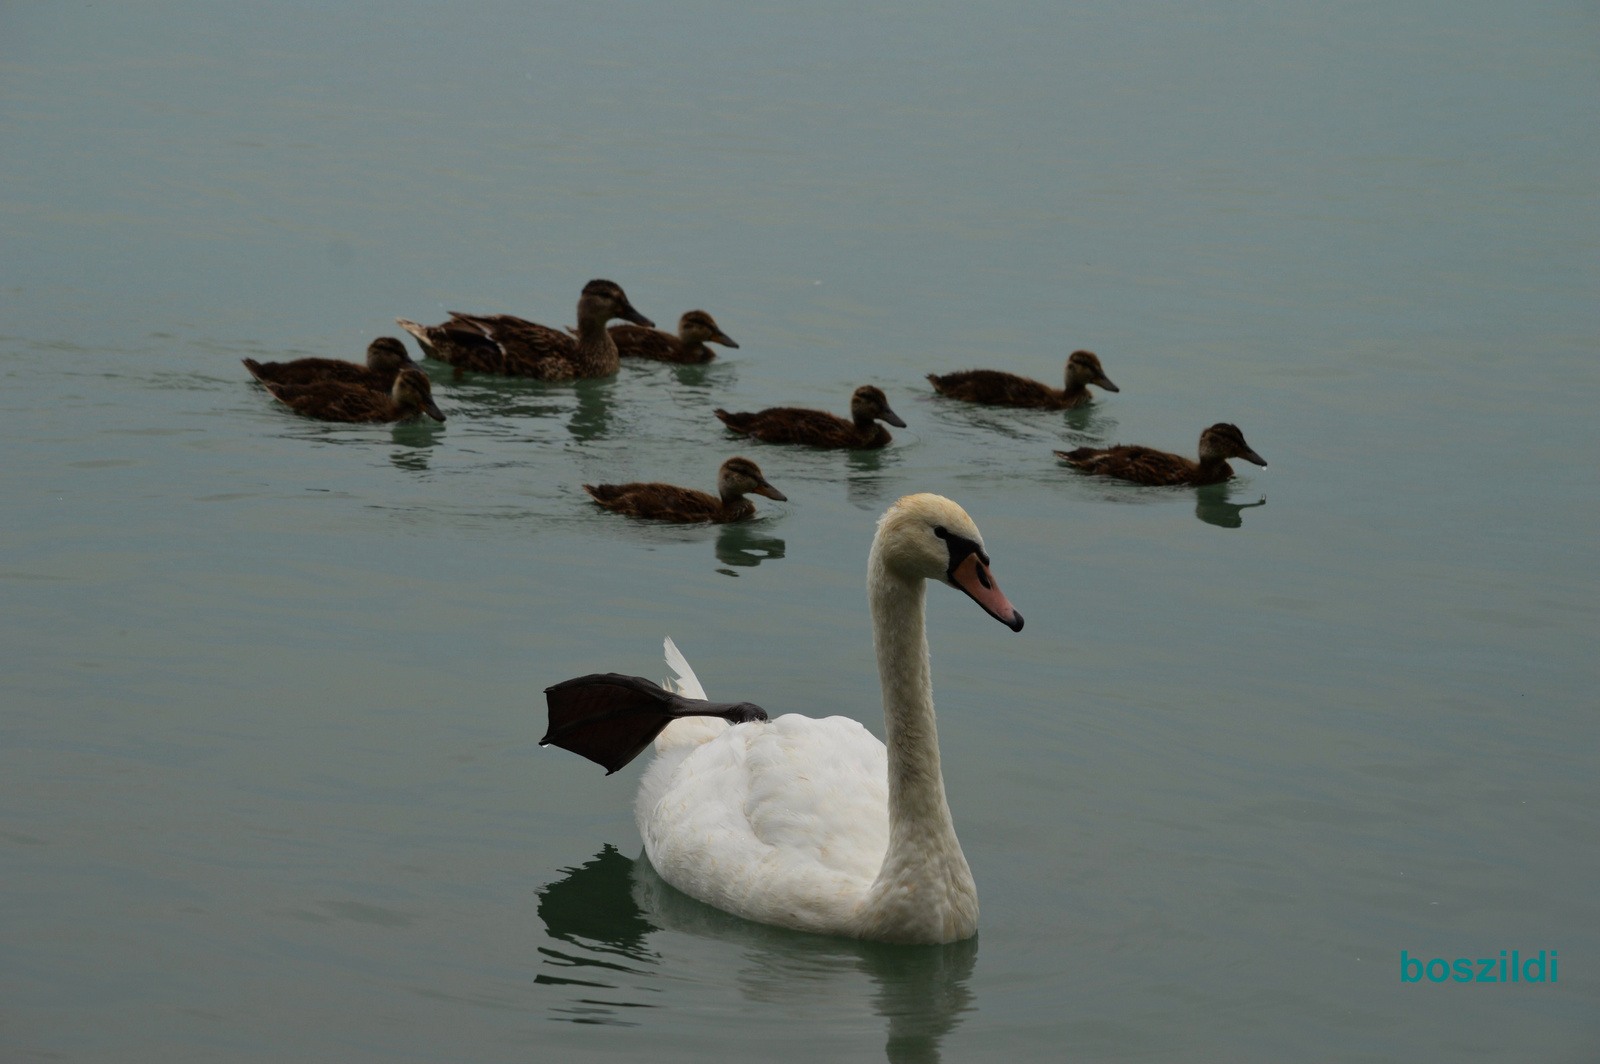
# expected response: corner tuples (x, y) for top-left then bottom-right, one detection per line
(934, 525), (990, 574)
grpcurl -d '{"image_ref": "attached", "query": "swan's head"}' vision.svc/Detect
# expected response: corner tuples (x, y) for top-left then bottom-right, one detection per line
(1065, 350), (1118, 392)
(875, 494), (1023, 631)
(578, 279), (654, 328)
(679, 310), (738, 348)
(717, 456), (787, 502)
(1198, 423), (1266, 466)
(392, 367), (446, 422)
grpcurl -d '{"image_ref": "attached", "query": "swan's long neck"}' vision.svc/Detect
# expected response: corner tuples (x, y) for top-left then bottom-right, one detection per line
(861, 547), (977, 942)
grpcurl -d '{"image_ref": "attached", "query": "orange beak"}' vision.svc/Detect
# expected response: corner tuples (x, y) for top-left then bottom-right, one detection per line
(949, 553), (1023, 632)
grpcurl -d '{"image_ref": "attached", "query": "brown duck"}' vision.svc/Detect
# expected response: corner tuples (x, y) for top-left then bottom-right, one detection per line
(1055, 423), (1266, 486)
(928, 350), (1119, 409)
(396, 279), (652, 380)
(242, 337), (415, 390)
(714, 385), (906, 450)
(605, 310), (739, 364)
(583, 457), (787, 523)
(256, 366), (446, 424)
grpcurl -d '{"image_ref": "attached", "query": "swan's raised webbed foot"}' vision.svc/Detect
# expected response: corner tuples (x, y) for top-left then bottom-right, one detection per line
(541, 672), (768, 774)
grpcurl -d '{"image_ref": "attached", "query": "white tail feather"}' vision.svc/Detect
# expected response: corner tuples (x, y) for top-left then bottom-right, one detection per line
(655, 636), (724, 752)
(663, 636), (708, 700)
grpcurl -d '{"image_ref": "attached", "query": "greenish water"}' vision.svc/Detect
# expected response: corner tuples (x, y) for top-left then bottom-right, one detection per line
(3, 2), (1597, 1061)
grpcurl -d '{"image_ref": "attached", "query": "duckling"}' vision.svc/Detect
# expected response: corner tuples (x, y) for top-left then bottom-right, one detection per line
(583, 457), (786, 524)
(714, 385), (906, 450)
(928, 350), (1119, 409)
(258, 366), (446, 424)
(1055, 423), (1266, 486)
(396, 279), (652, 380)
(242, 337), (415, 390)
(606, 310), (739, 364)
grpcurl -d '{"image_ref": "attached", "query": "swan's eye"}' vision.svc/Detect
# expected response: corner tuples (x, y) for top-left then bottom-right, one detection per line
(933, 526), (948, 539)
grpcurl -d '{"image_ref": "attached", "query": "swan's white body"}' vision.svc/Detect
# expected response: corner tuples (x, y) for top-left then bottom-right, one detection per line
(630, 495), (1018, 944)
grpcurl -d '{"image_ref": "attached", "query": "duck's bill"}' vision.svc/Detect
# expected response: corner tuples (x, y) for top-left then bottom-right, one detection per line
(950, 553), (1023, 632)
(713, 332), (740, 349)
(1094, 376), (1120, 392)
(619, 303), (655, 328)
(422, 401), (446, 422)
(880, 407), (908, 428)
(1241, 448), (1267, 467)
(753, 482), (788, 501)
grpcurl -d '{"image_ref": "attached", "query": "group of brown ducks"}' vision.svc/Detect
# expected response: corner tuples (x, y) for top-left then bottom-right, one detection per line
(244, 278), (1267, 524)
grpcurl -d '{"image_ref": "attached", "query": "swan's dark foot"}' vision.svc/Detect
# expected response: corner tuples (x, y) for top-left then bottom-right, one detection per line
(541, 673), (768, 774)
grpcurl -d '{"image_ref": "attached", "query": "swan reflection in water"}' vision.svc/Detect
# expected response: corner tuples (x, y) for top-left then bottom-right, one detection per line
(1194, 484), (1267, 529)
(715, 524), (786, 571)
(536, 845), (977, 1062)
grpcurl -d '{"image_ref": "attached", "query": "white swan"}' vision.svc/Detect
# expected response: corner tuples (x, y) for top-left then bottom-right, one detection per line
(542, 493), (1023, 944)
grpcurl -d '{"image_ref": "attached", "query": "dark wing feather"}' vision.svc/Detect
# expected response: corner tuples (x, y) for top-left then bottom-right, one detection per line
(583, 482), (725, 522)
(412, 316), (509, 373)
(714, 407), (860, 447)
(1056, 445), (1206, 486)
(611, 325), (707, 363)
(542, 672), (768, 774)
(263, 380), (403, 423)
(928, 370), (1058, 408)
(401, 312), (575, 377)
(244, 357), (389, 389)
(450, 313), (579, 377)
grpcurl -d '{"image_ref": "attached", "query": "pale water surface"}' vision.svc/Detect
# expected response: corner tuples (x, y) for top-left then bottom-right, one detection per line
(3, 2), (1598, 1061)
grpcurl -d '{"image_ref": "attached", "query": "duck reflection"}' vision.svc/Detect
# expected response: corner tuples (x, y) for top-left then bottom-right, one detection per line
(429, 366), (566, 422)
(388, 418), (445, 470)
(846, 446), (904, 511)
(1061, 402), (1116, 442)
(1194, 485), (1267, 529)
(715, 524), (786, 569)
(389, 448), (429, 472)
(567, 378), (616, 442)
(535, 846), (977, 1062)
(667, 361), (731, 390)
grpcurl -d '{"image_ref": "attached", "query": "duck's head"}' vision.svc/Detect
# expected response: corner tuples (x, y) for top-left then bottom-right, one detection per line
(1199, 423), (1266, 466)
(393, 367), (446, 422)
(1065, 350), (1118, 393)
(366, 336), (414, 372)
(679, 310), (738, 349)
(717, 456), (787, 502)
(850, 385), (908, 428)
(874, 494), (1023, 631)
(579, 279), (653, 328)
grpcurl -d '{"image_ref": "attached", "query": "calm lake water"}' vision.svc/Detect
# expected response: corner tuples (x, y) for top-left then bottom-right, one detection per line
(3, 1), (1597, 1061)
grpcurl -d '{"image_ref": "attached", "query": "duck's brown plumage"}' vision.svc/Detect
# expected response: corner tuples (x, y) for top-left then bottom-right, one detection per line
(583, 457), (786, 524)
(1055, 423), (1266, 487)
(714, 385), (906, 450)
(928, 350), (1118, 409)
(397, 280), (652, 380)
(610, 309), (738, 364)
(258, 366), (446, 424)
(242, 337), (414, 390)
